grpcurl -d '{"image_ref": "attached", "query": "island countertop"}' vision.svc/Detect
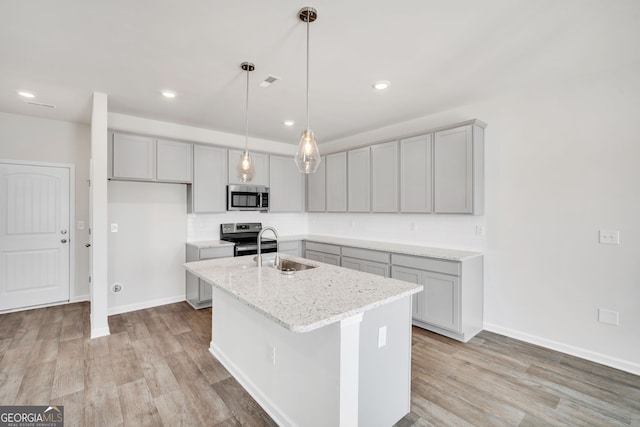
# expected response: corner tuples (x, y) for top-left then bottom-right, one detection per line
(184, 254), (422, 333)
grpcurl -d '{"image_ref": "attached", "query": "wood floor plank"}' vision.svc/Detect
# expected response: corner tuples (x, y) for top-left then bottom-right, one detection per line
(212, 376), (278, 427)
(2, 301), (639, 427)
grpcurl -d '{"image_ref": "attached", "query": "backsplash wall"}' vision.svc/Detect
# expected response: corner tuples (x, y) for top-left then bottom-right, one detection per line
(187, 212), (310, 241)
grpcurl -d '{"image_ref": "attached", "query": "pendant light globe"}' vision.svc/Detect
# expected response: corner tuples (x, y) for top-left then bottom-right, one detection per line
(238, 62), (255, 182)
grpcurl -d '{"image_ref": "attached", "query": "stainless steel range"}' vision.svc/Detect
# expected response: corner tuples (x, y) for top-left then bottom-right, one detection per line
(220, 222), (278, 257)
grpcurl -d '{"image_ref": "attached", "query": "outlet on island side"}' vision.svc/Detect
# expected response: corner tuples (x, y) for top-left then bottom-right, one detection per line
(112, 283), (122, 293)
(599, 230), (620, 245)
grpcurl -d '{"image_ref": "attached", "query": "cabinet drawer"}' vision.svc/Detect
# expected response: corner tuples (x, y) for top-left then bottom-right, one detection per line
(200, 246), (234, 260)
(305, 241), (341, 255)
(341, 246), (389, 264)
(391, 253), (460, 276)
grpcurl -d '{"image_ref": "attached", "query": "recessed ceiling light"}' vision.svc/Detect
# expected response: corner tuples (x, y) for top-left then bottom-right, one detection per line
(18, 90), (36, 98)
(372, 81), (390, 90)
(162, 90), (176, 98)
(284, 120), (295, 127)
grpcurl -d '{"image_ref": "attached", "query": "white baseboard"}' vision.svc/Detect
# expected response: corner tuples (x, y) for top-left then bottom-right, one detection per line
(483, 322), (640, 376)
(108, 295), (185, 316)
(210, 343), (297, 427)
(70, 294), (90, 303)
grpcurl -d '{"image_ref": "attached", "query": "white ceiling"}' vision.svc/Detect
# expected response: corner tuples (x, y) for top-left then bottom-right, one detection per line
(1, 1), (639, 144)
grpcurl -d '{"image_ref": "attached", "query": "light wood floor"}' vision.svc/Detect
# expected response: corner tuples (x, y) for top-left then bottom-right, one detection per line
(1, 302), (638, 426)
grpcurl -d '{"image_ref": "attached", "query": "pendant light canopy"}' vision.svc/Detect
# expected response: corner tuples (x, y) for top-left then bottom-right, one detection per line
(238, 61), (255, 182)
(294, 7), (322, 174)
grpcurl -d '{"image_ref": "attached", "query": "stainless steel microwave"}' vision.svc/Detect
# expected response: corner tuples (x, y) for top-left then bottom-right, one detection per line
(227, 185), (269, 212)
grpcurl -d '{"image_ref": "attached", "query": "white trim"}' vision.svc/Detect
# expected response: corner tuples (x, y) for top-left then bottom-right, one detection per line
(107, 295), (185, 316)
(484, 322), (640, 376)
(210, 343), (298, 427)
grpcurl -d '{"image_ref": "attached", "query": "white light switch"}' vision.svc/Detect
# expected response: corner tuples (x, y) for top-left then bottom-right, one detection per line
(77, 220), (85, 230)
(111, 223), (118, 233)
(378, 326), (387, 348)
(599, 230), (620, 245)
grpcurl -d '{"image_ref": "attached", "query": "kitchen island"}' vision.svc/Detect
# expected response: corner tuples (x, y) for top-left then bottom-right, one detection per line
(185, 254), (422, 427)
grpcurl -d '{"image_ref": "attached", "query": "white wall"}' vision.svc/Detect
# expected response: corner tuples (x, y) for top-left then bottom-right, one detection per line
(0, 112), (91, 301)
(318, 65), (640, 373)
(107, 181), (187, 314)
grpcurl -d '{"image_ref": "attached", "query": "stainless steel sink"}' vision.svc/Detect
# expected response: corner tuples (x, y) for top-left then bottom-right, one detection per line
(254, 256), (317, 273)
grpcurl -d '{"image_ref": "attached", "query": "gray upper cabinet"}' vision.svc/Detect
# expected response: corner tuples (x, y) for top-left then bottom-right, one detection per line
(188, 145), (227, 213)
(347, 147), (371, 212)
(433, 123), (484, 214)
(326, 152), (347, 212)
(269, 155), (304, 212)
(110, 132), (192, 183)
(228, 149), (269, 186)
(111, 133), (156, 180)
(157, 139), (192, 182)
(371, 141), (399, 213)
(306, 156), (326, 212)
(400, 134), (432, 213)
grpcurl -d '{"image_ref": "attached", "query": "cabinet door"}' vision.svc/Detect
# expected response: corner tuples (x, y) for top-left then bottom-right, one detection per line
(326, 152), (347, 212)
(400, 134), (432, 213)
(190, 145), (227, 213)
(423, 272), (460, 332)
(347, 147), (370, 212)
(269, 155), (303, 212)
(371, 141), (399, 213)
(434, 126), (473, 213)
(111, 133), (155, 180)
(341, 256), (364, 272)
(304, 250), (324, 263)
(157, 139), (192, 183)
(228, 149), (269, 186)
(391, 266), (422, 319)
(307, 156), (326, 212)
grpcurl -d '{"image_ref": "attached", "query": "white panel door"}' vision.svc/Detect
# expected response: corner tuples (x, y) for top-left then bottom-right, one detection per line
(0, 162), (71, 310)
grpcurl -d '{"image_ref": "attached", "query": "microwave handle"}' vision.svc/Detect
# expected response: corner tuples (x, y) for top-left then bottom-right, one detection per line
(259, 192), (263, 207)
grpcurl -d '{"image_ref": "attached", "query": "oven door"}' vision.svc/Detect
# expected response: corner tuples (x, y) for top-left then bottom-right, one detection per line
(235, 243), (278, 257)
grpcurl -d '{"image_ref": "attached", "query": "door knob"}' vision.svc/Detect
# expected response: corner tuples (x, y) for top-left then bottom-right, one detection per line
(85, 243), (91, 247)
(61, 229), (68, 235)
(61, 239), (67, 243)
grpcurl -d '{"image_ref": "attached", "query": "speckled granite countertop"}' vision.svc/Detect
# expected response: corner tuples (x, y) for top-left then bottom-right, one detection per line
(186, 235), (481, 261)
(184, 254), (422, 333)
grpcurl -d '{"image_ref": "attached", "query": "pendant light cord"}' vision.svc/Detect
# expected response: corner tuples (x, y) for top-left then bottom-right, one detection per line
(306, 14), (310, 131)
(245, 66), (250, 150)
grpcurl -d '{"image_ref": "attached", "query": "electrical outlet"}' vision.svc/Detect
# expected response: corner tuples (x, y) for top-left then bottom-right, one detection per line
(378, 326), (387, 348)
(599, 230), (619, 245)
(598, 308), (619, 326)
(411, 223), (418, 232)
(269, 345), (276, 366)
(112, 283), (122, 293)
(111, 223), (119, 233)
(476, 225), (486, 237)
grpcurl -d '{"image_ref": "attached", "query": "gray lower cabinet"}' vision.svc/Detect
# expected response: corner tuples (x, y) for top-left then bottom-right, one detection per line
(278, 240), (302, 257)
(391, 253), (483, 342)
(186, 245), (234, 309)
(340, 246), (390, 278)
(188, 145), (227, 213)
(304, 241), (341, 265)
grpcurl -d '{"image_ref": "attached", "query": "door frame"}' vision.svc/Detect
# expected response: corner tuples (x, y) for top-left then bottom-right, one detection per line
(0, 158), (76, 312)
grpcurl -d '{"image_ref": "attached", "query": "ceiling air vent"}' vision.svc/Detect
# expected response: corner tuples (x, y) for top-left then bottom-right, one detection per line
(26, 101), (55, 109)
(259, 75), (280, 88)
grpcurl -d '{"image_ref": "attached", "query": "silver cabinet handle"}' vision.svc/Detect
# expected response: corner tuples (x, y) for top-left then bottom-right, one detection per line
(61, 239), (67, 243)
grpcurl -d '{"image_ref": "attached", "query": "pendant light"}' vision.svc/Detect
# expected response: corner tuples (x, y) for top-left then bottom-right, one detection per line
(238, 62), (256, 182)
(294, 7), (322, 174)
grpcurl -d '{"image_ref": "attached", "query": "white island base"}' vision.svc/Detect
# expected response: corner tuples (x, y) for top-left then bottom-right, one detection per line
(210, 287), (413, 427)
